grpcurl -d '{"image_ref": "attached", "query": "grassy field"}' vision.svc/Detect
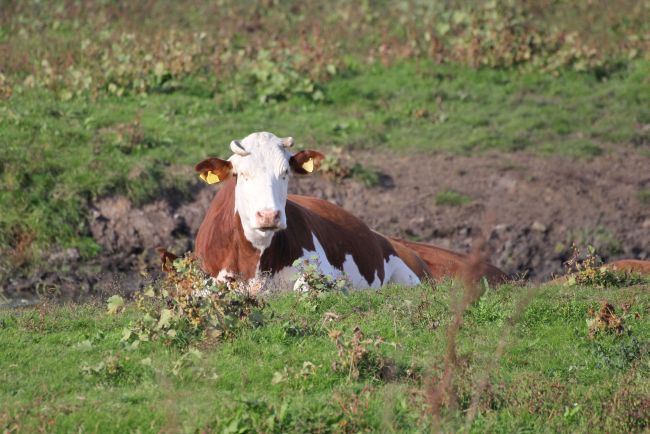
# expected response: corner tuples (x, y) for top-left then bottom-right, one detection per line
(1, 278), (649, 432)
(2, 1), (650, 431)
(3, 61), (650, 264)
(1, 0), (650, 274)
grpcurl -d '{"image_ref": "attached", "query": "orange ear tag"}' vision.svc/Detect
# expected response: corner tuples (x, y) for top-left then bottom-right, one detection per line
(301, 158), (314, 173)
(199, 170), (221, 184)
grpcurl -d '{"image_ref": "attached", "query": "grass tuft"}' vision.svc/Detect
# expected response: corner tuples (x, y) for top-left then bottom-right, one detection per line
(435, 190), (473, 207)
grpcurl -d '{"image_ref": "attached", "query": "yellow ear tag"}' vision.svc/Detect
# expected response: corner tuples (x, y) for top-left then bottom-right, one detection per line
(200, 170), (220, 184)
(301, 158), (314, 173)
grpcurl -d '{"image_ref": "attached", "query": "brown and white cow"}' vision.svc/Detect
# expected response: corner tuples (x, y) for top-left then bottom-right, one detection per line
(193, 132), (506, 292)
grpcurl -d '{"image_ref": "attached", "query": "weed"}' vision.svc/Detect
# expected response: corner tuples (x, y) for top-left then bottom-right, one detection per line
(434, 190), (472, 207)
(329, 326), (395, 381)
(3, 1), (647, 101)
(318, 149), (383, 187)
(565, 244), (644, 288)
(212, 399), (292, 433)
(220, 50), (325, 109)
(80, 353), (145, 386)
(271, 361), (319, 386)
(319, 148), (352, 182)
(586, 303), (624, 337)
(121, 255), (264, 348)
(350, 163), (382, 188)
(293, 256), (348, 311)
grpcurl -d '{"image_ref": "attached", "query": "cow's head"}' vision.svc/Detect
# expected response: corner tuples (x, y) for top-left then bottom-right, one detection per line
(195, 132), (324, 249)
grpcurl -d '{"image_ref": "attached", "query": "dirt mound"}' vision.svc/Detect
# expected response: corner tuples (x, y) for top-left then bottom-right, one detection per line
(4, 150), (649, 302)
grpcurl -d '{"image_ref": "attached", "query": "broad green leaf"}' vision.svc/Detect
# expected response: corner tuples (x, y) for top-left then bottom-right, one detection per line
(106, 295), (125, 315)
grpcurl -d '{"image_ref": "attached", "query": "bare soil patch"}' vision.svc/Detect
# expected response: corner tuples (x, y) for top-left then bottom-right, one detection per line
(4, 150), (649, 302)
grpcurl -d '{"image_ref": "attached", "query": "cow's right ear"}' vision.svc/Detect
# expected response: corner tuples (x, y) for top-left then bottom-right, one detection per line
(195, 158), (232, 184)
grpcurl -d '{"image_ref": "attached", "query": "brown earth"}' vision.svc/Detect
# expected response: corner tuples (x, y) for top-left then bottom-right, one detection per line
(4, 150), (649, 303)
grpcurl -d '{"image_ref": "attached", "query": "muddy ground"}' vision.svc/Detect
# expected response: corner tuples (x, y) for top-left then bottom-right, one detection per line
(4, 150), (649, 303)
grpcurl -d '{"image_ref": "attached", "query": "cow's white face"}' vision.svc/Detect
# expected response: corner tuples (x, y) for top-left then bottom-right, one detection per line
(195, 132), (324, 250)
(230, 132), (292, 248)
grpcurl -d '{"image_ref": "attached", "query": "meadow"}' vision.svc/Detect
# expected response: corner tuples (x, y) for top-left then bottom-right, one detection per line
(1, 0), (650, 431)
(2, 275), (649, 432)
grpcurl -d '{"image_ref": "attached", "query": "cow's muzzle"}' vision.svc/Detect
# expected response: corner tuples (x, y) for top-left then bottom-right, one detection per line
(255, 209), (282, 230)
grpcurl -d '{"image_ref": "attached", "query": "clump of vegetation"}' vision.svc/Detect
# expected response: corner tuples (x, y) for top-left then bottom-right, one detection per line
(328, 326), (394, 381)
(586, 302), (624, 338)
(2, 0), (647, 102)
(434, 190), (472, 207)
(318, 148), (383, 188)
(116, 255), (265, 349)
(80, 352), (145, 386)
(220, 50), (325, 109)
(638, 189), (650, 207)
(292, 256), (349, 311)
(565, 244), (645, 288)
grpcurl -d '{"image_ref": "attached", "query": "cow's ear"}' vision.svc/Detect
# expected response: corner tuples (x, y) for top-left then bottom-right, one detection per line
(195, 158), (232, 184)
(290, 150), (325, 175)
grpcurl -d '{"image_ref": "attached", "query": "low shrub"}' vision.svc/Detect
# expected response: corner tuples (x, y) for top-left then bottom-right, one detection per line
(115, 255), (265, 349)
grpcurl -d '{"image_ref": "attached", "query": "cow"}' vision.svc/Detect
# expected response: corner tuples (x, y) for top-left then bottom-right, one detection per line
(192, 131), (507, 292)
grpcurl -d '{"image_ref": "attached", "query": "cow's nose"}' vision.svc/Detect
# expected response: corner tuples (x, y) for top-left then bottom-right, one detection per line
(256, 209), (281, 228)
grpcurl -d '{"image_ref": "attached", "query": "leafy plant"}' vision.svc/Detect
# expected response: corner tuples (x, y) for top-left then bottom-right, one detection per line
(350, 163), (382, 188)
(292, 256), (349, 311)
(565, 244), (645, 288)
(586, 303), (624, 338)
(80, 353), (145, 385)
(220, 50), (325, 109)
(328, 326), (395, 381)
(121, 255), (265, 349)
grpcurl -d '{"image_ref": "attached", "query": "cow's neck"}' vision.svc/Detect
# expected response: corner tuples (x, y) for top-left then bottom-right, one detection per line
(196, 179), (264, 280)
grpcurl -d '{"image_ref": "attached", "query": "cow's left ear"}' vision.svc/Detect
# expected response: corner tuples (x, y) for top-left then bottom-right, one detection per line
(290, 150), (325, 175)
(195, 157), (232, 184)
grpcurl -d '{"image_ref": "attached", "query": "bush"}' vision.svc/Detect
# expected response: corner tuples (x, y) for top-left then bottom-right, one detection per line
(117, 255), (265, 349)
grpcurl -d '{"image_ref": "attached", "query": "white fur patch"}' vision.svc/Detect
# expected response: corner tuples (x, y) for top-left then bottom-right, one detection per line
(260, 233), (421, 292)
(229, 132), (292, 250)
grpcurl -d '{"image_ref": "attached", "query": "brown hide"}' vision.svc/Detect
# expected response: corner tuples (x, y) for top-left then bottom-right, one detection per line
(389, 237), (508, 285)
(603, 259), (650, 275)
(195, 178), (261, 279)
(267, 195), (398, 284)
(195, 180), (431, 284)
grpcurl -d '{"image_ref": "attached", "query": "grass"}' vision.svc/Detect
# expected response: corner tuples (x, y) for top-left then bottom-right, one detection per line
(2, 60), (649, 266)
(435, 190), (473, 207)
(1, 0), (649, 278)
(2, 2), (649, 430)
(1, 280), (649, 432)
(639, 189), (650, 207)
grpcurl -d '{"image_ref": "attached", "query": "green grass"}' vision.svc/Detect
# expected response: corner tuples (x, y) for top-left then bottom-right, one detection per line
(2, 60), (649, 263)
(435, 190), (473, 207)
(1, 281), (648, 432)
(639, 189), (650, 207)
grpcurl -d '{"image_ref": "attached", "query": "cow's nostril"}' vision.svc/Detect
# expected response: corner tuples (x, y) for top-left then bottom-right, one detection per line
(256, 209), (281, 227)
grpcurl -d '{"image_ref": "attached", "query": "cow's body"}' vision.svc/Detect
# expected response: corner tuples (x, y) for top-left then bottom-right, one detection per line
(191, 131), (650, 291)
(196, 178), (429, 291)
